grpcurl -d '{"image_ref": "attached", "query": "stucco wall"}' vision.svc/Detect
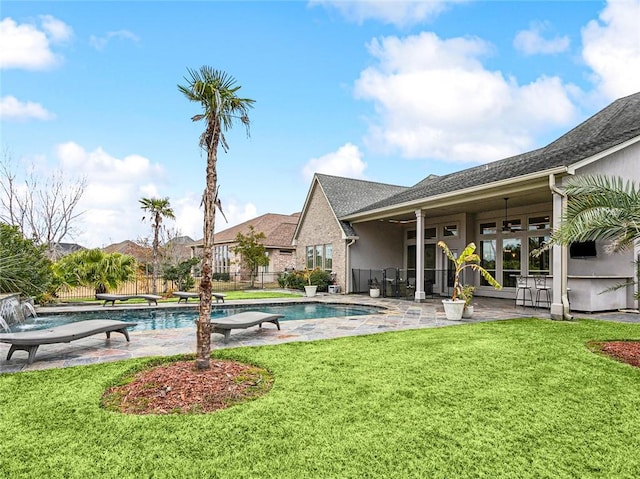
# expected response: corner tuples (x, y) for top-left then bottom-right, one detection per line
(568, 143), (640, 309)
(573, 140), (640, 182)
(295, 183), (347, 287)
(350, 222), (404, 270)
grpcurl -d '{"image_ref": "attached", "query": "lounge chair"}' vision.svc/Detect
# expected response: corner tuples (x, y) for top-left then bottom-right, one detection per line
(173, 291), (226, 304)
(0, 319), (137, 364)
(211, 311), (283, 343)
(95, 293), (162, 306)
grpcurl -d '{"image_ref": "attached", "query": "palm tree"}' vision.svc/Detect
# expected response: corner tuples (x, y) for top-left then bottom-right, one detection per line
(546, 175), (640, 299)
(52, 249), (136, 295)
(178, 66), (255, 370)
(550, 175), (640, 253)
(140, 197), (175, 294)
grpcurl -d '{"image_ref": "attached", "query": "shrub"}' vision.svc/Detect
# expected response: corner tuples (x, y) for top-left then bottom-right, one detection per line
(212, 272), (230, 282)
(278, 269), (331, 292)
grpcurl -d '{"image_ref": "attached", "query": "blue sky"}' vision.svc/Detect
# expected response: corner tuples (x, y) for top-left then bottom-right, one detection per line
(1, 0), (639, 248)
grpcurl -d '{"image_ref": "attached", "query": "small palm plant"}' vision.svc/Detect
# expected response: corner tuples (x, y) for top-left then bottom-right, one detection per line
(437, 241), (502, 301)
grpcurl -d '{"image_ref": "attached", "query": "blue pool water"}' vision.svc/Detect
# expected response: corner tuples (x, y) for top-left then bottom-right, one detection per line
(11, 303), (383, 333)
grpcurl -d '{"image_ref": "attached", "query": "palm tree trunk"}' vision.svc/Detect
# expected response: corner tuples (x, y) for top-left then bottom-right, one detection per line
(152, 217), (159, 295)
(196, 140), (218, 370)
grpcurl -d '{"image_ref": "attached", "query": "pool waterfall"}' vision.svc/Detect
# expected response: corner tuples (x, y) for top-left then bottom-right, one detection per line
(0, 294), (37, 332)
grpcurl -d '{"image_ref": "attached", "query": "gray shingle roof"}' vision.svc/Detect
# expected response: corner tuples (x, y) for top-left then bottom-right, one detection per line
(315, 174), (408, 236)
(352, 91), (640, 213)
(316, 174), (407, 216)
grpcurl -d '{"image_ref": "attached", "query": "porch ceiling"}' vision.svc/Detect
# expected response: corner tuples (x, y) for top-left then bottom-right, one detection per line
(351, 177), (553, 224)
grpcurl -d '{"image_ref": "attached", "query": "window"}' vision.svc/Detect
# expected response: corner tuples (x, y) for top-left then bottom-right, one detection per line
(306, 244), (333, 271)
(424, 227), (437, 239)
(407, 230), (417, 240)
(502, 238), (522, 288)
(214, 245), (230, 273)
(529, 236), (550, 274)
(480, 222), (496, 235)
(306, 246), (314, 269)
(443, 225), (458, 237)
(528, 216), (550, 230)
(480, 240), (496, 286)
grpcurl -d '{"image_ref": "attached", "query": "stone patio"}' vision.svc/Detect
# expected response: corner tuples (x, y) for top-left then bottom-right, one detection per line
(1, 294), (638, 374)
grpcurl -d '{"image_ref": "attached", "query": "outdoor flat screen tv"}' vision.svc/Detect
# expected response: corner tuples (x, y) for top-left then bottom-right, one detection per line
(570, 240), (597, 258)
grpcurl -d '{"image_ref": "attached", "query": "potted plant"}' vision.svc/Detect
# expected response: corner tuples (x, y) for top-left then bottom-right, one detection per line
(437, 241), (502, 320)
(461, 284), (475, 318)
(302, 268), (317, 297)
(368, 278), (381, 298)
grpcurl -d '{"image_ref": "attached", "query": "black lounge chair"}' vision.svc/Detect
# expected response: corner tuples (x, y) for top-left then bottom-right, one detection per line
(0, 319), (137, 364)
(95, 293), (162, 306)
(173, 291), (226, 304)
(211, 311), (283, 343)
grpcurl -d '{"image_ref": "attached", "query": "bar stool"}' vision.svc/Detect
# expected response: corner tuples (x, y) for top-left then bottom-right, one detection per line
(515, 275), (533, 307)
(534, 275), (551, 309)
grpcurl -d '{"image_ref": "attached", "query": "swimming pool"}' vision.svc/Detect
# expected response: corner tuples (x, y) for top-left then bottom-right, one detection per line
(10, 303), (383, 333)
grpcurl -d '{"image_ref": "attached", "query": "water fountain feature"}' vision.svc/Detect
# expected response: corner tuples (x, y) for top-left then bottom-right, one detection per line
(0, 293), (37, 332)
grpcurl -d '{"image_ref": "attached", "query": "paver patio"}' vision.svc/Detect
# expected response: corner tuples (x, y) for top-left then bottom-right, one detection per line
(1, 294), (637, 373)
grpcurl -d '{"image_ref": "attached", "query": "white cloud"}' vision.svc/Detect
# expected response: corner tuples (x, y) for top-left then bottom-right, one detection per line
(354, 32), (578, 164)
(89, 30), (140, 51)
(0, 16), (71, 70)
(52, 142), (168, 247)
(40, 15), (73, 43)
(218, 200), (258, 232)
(513, 21), (570, 55)
(581, 0), (640, 100)
(0, 95), (55, 121)
(302, 143), (367, 181)
(310, 0), (463, 27)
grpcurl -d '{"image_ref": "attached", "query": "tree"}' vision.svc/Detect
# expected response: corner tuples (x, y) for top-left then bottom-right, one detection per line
(232, 226), (269, 287)
(52, 249), (137, 295)
(0, 151), (86, 257)
(140, 197), (175, 294)
(162, 257), (200, 291)
(546, 175), (640, 298)
(0, 223), (53, 299)
(437, 241), (502, 301)
(178, 66), (255, 370)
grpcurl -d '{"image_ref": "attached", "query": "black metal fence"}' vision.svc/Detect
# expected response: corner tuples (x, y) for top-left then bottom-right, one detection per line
(352, 268), (467, 298)
(55, 271), (284, 301)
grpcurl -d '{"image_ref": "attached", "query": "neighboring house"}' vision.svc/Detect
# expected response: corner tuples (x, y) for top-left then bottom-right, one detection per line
(46, 242), (86, 261)
(102, 240), (152, 265)
(164, 235), (195, 263)
(293, 92), (640, 318)
(190, 213), (300, 277)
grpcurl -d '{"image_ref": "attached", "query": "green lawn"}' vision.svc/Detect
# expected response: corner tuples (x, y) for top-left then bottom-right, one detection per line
(64, 290), (302, 304)
(1, 318), (640, 478)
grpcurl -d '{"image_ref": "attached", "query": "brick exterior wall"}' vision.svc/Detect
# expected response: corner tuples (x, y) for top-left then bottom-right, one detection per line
(295, 183), (348, 290)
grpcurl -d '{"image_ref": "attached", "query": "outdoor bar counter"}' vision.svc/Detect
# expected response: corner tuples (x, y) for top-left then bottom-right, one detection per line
(567, 275), (634, 313)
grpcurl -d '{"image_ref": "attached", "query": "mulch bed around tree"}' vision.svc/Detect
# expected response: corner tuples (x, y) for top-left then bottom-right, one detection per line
(102, 359), (273, 415)
(590, 340), (640, 368)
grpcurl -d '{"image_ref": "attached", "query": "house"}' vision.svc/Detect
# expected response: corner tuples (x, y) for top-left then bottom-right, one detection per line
(103, 240), (152, 265)
(293, 92), (640, 318)
(190, 213), (300, 277)
(46, 242), (86, 261)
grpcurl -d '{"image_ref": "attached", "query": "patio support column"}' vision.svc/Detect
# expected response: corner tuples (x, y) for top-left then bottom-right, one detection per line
(415, 209), (426, 302)
(550, 175), (571, 320)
